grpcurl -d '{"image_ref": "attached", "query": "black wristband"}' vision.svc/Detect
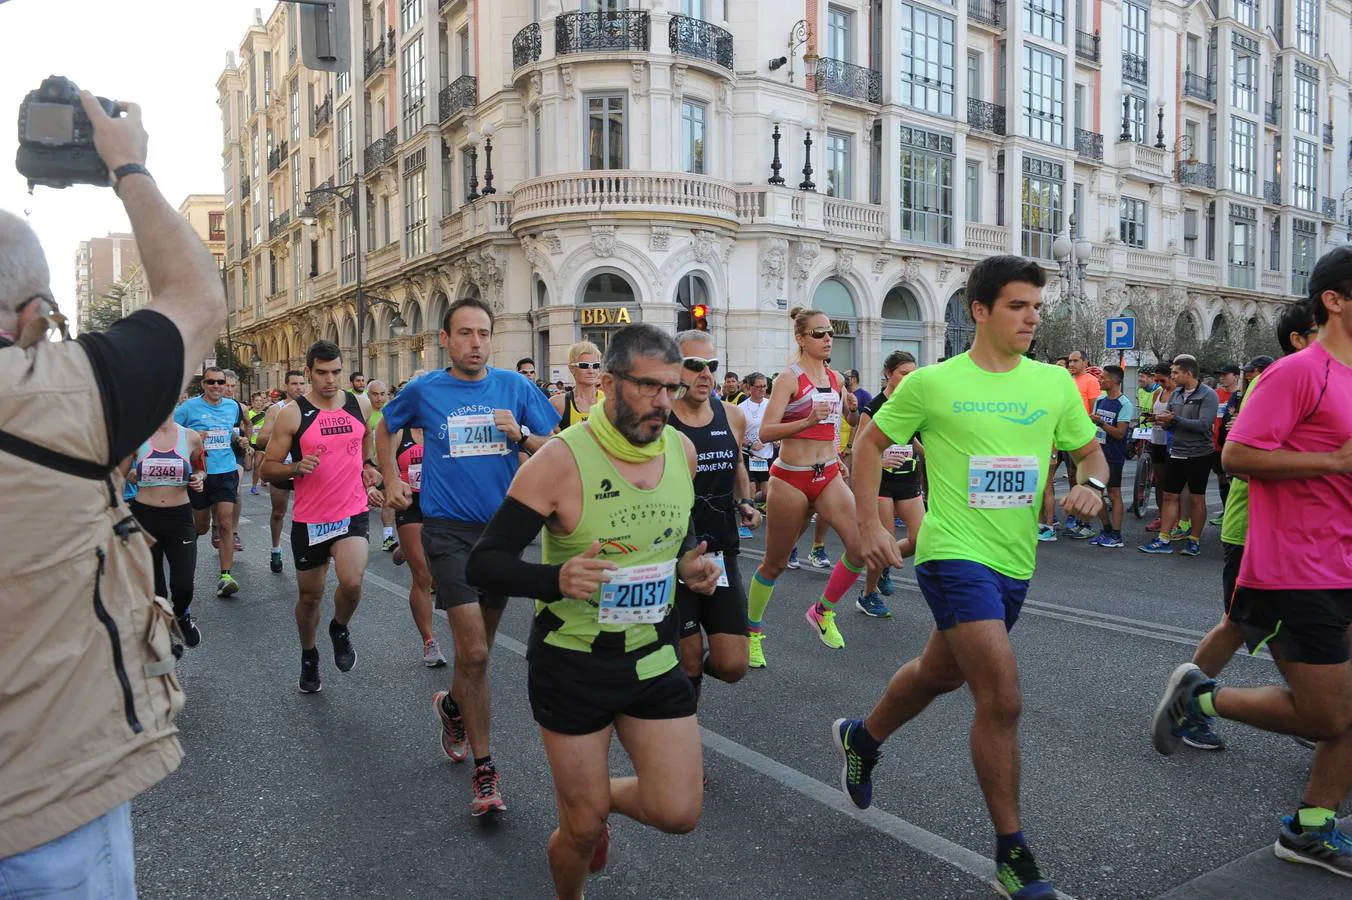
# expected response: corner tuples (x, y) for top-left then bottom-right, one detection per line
(112, 163), (151, 195)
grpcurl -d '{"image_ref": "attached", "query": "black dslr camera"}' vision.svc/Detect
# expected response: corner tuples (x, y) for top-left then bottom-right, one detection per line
(16, 76), (121, 189)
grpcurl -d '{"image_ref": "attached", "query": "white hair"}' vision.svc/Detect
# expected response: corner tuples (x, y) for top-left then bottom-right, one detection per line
(0, 210), (52, 331)
(366, 379), (387, 392)
(674, 329), (715, 352)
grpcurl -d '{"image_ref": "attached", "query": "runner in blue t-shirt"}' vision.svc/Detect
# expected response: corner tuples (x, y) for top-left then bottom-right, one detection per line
(174, 366), (249, 596)
(1087, 364), (1134, 548)
(377, 298), (559, 818)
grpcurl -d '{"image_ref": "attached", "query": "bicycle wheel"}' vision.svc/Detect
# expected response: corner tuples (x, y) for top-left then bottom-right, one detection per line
(1131, 451), (1151, 519)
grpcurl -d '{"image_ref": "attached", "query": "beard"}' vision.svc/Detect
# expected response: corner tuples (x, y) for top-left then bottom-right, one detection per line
(614, 390), (667, 444)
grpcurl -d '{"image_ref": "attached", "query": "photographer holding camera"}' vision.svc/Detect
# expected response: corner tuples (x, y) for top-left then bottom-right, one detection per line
(0, 85), (224, 895)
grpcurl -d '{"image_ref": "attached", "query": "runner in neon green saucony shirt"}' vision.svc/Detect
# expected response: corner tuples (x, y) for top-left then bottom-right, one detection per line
(834, 254), (1107, 900)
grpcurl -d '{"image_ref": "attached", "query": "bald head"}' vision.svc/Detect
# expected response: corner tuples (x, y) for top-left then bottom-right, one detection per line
(0, 210), (51, 332)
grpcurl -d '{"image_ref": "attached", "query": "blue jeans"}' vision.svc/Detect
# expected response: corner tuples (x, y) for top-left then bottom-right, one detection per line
(0, 802), (136, 899)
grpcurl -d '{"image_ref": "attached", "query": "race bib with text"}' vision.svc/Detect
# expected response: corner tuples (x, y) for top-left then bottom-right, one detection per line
(967, 455), (1039, 509)
(306, 517), (351, 544)
(597, 559), (677, 625)
(447, 414), (509, 458)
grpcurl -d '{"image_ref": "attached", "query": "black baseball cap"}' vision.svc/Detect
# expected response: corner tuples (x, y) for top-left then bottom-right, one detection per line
(1242, 355), (1275, 374)
(1307, 245), (1352, 300)
(1220, 364), (1242, 376)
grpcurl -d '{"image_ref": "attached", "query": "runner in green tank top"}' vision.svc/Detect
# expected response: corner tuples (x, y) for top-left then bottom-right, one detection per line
(467, 325), (720, 900)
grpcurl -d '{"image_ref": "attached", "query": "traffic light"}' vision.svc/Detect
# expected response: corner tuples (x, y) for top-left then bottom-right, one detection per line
(692, 304), (709, 331)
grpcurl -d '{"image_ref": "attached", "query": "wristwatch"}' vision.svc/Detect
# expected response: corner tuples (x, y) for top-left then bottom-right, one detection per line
(519, 425), (532, 443)
(1085, 476), (1109, 496)
(111, 163), (152, 196)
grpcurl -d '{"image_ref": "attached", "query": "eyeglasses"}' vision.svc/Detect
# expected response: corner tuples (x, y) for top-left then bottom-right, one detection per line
(807, 327), (834, 340)
(616, 373), (685, 399)
(572, 361), (603, 371)
(682, 356), (720, 374)
(202, 379), (227, 386)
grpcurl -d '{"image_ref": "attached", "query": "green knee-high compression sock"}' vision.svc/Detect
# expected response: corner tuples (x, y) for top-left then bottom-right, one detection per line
(747, 572), (777, 631)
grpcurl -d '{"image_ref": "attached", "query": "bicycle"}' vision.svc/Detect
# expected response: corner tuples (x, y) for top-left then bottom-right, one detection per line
(1129, 430), (1154, 519)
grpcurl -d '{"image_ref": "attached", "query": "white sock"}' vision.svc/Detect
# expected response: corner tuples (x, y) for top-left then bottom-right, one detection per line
(272, 543), (281, 552)
(383, 526), (394, 539)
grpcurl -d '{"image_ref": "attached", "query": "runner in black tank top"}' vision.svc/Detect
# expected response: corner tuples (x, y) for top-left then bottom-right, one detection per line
(669, 331), (761, 714)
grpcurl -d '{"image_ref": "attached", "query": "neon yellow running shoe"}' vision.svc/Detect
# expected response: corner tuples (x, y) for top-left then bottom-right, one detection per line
(748, 631), (766, 668)
(805, 602), (845, 649)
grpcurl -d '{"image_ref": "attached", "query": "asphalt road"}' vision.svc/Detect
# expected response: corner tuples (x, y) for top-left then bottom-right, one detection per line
(130, 480), (1344, 900)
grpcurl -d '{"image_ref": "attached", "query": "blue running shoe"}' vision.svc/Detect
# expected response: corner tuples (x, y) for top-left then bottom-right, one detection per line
(1087, 533), (1105, 546)
(1098, 531), (1125, 549)
(995, 845), (1057, 899)
(1178, 718), (1226, 750)
(894, 516), (904, 529)
(808, 546), (831, 569)
(1180, 539), (1201, 557)
(1275, 815), (1352, 878)
(787, 547), (801, 569)
(832, 718), (880, 810)
(1139, 538), (1174, 554)
(1151, 663), (1215, 756)
(855, 590), (891, 618)
(877, 566), (894, 597)
(1037, 524), (1057, 543)
(738, 525), (754, 540)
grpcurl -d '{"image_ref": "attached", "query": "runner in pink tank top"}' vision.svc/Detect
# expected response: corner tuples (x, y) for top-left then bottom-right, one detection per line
(290, 392), (369, 525)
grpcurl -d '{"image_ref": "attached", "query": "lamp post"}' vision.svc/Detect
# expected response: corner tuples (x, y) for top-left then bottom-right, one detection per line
(300, 173), (368, 366)
(1154, 97), (1167, 150)
(480, 121), (497, 196)
(800, 114), (817, 192)
(1052, 214), (1094, 308)
(1119, 90), (1133, 143)
(767, 20), (817, 83)
(227, 339), (263, 393)
(768, 108), (786, 185)
(465, 130), (481, 203)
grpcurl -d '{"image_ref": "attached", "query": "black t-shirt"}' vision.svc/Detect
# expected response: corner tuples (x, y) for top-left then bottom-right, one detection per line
(863, 392), (919, 479)
(77, 310), (186, 464)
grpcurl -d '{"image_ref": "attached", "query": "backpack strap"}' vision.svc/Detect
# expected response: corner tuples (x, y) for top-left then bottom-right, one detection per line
(0, 429), (113, 480)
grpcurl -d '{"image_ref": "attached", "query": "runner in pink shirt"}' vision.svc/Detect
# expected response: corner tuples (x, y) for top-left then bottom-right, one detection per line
(261, 340), (382, 694)
(1150, 245), (1352, 879)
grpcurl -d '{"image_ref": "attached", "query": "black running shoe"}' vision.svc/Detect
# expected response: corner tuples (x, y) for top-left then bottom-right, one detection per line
(330, 620), (356, 672)
(178, 614), (202, 649)
(270, 549), (283, 574)
(299, 655), (322, 694)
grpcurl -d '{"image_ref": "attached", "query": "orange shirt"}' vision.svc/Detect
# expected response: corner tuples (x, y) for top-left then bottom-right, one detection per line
(1073, 372), (1100, 414)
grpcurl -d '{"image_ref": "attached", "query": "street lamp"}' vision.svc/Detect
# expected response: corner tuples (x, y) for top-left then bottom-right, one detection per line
(228, 339), (263, 392)
(300, 173), (371, 366)
(1119, 89), (1133, 143)
(768, 108), (787, 185)
(799, 113), (817, 193)
(1154, 97), (1167, 150)
(767, 19), (817, 83)
(1052, 214), (1093, 306)
(480, 120), (497, 196)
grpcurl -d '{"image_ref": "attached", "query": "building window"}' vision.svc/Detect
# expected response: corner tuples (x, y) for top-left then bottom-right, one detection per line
(681, 100), (706, 175)
(1235, 0), (1258, 28)
(1268, 216), (1281, 271)
(292, 234), (303, 297)
(826, 131), (853, 199)
(1292, 138), (1317, 210)
(586, 94), (627, 170)
(1184, 208), (1199, 257)
(1024, 0), (1065, 43)
(339, 209), (356, 284)
(1291, 219), (1316, 294)
(404, 167), (427, 257)
(1023, 46), (1065, 146)
(1119, 197), (1147, 248)
(1021, 156), (1063, 259)
(1294, 73), (1318, 135)
(1229, 118), (1256, 195)
(1228, 207), (1256, 289)
(290, 81), (301, 143)
(967, 51), (981, 101)
(263, 52), (273, 105)
(399, 0), (421, 32)
(1295, 0), (1317, 56)
(897, 127), (954, 243)
(209, 211), (225, 240)
(401, 36), (426, 139)
(966, 160), (981, 222)
(1123, 93), (1148, 144)
(381, 195), (392, 245)
(1122, 1), (1148, 84)
(827, 6), (852, 62)
(291, 154), (301, 211)
(251, 131), (260, 181)
(681, 0), (705, 18)
(1231, 44), (1256, 113)
(458, 28), (471, 77)
(533, 111), (542, 177)
(462, 149), (475, 202)
(336, 68), (350, 98)
(441, 145), (455, 212)
(899, 4), (955, 117)
(337, 102), (354, 184)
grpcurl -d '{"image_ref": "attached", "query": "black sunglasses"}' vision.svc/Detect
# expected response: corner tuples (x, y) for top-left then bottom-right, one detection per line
(202, 378), (227, 386)
(682, 357), (720, 374)
(572, 361), (602, 370)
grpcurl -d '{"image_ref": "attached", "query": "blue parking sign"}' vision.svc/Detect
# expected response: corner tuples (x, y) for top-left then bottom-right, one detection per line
(1106, 317), (1136, 351)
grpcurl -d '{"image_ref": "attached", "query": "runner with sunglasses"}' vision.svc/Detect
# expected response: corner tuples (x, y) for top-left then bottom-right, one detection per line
(746, 307), (868, 666)
(553, 341), (605, 429)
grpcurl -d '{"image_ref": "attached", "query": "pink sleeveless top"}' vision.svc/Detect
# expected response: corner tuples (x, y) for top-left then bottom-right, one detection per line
(290, 392), (369, 524)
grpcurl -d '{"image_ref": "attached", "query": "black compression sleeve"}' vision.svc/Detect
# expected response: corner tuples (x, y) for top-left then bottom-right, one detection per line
(466, 496), (564, 603)
(679, 512), (700, 555)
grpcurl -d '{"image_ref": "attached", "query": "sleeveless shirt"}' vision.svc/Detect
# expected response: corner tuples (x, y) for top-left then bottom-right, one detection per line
(290, 392), (369, 524)
(780, 365), (842, 442)
(669, 400), (739, 554)
(133, 424), (193, 488)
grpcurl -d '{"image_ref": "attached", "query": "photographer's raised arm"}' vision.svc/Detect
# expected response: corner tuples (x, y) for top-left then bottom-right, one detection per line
(80, 92), (224, 387)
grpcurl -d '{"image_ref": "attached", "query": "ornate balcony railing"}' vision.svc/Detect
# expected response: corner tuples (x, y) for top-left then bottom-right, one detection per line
(240, 236), (251, 256)
(966, 224), (1010, 255)
(314, 177), (336, 208)
(268, 211), (291, 240)
(1263, 179), (1280, 205)
(968, 0), (1005, 28)
(313, 94), (333, 130)
(440, 75), (476, 122)
(512, 171), (738, 223)
(1075, 128), (1103, 161)
(1123, 53), (1148, 85)
(814, 57), (882, 104)
(364, 41), (386, 80)
(1265, 101), (1280, 125)
(967, 98), (1006, 136)
(512, 22), (541, 69)
(1183, 70), (1215, 102)
(823, 197), (885, 239)
(239, 175), (250, 197)
(1324, 122), (1334, 146)
(1323, 196), (1338, 219)
(266, 140), (289, 174)
(1075, 30), (1100, 63)
(555, 10), (650, 54)
(363, 127), (399, 171)
(669, 15), (734, 70)
(1177, 161), (1217, 188)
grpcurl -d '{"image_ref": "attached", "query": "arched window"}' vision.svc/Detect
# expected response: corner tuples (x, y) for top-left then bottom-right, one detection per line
(579, 271), (638, 354)
(582, 272), (635, 305)
(944, 289), (974, 359)
(881, 284), (925, 369)
(812, 277), (858, 371)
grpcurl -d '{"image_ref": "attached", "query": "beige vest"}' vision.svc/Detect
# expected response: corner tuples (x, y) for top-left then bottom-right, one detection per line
(0, 339), (184, 857)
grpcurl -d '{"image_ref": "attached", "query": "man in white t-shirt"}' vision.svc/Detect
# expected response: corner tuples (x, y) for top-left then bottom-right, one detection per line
(739, 373), (774, 509)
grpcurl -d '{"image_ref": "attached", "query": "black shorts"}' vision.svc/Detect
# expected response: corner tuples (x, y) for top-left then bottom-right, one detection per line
(422, 518), (507, 611)
(677, 552), (749, 639)
(1222, 542), (1243, 613)
(744, 454), (772, 484)
(528, 658), (695, 736)
(1149, 444), (1170, 465)
(1106, 461), (1124, 490)
(189, 471), (240, 510)
(1162, 454), (1212, 495)
(270, 478), (295, 493)
(395, 492), (423, 528)
(290, 510), (370, 571)
(879, 472), (921, 501)
(1211, 450), (1227, 476)
(1229, 587), (1352, 665)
